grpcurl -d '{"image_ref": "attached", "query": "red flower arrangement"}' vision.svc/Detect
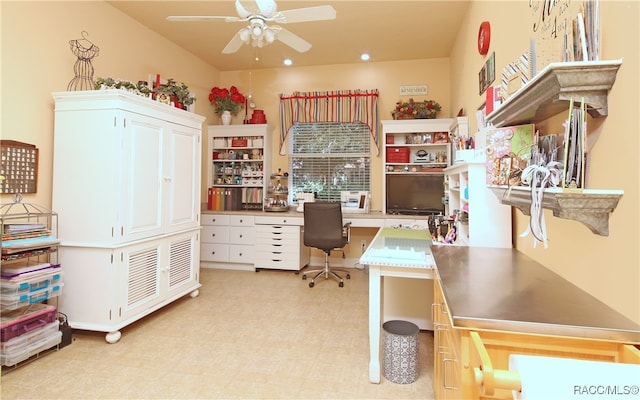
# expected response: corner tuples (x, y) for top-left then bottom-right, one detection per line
(209, 86), (246, 115)
(392, 98), (441, 119)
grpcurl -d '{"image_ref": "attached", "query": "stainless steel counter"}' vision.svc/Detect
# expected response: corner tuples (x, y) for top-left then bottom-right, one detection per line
(431, 245), (640, 343)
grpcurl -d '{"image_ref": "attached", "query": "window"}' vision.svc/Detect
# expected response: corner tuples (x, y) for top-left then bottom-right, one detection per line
(289, 122), (371, 202)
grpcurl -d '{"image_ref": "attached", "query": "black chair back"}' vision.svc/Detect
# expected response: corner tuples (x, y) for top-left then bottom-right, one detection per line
(303, 202), (345, 252)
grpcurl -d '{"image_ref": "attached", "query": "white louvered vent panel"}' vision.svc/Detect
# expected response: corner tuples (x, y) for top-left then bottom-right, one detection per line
(127, 247), (159, 307)
(169, 237), (193, 288)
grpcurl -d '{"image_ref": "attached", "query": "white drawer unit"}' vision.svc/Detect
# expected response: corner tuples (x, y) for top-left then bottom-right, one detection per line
(201, 213), (255, 271)
(254, 223), (309, 271)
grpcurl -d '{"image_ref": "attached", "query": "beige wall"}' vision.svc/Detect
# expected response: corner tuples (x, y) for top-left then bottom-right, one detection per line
(450, 1), (640, 324)
(218, 58), (452, 212)
(2, 1), (638, 324)
(0, 1), (219, 208)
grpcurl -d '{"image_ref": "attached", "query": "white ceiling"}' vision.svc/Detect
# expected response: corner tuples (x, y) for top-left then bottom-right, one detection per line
(108, 1), (471, 71)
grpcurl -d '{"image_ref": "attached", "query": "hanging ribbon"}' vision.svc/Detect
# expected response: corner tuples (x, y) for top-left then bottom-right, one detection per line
(279, 89), (380, 155)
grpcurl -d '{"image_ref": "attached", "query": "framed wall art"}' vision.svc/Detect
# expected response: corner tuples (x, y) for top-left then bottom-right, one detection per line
(478, 52), (496, 95)
(0, 140), (39, 194)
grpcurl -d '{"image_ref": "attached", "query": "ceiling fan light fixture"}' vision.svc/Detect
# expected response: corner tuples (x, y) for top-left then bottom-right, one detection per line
(239, 28), (251, 44)
(361, 53), (370, 61)
(264, 28), (276, 44)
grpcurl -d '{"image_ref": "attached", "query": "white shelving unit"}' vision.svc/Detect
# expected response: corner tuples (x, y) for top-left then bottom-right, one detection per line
(1, 196), (63, 368)
(381, 118), (467, 215)
(444, 161), (512, 247)
(207, 124), (270, 211)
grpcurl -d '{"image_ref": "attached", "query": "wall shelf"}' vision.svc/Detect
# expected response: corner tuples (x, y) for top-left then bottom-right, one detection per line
(486, 59), (623, 127)
(488, 185), (623, 236)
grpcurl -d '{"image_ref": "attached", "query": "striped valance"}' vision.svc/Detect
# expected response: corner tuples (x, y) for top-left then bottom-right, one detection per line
(279, 89), (380, 155)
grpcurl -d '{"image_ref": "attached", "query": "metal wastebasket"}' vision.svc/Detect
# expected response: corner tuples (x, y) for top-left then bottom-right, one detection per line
(382, 320), (420, 384)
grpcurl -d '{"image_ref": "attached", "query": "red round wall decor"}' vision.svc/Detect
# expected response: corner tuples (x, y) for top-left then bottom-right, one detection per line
(478, 21), (491, 55)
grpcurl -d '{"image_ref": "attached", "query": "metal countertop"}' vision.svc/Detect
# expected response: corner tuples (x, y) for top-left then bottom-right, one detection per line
(430, 245), (640, 343)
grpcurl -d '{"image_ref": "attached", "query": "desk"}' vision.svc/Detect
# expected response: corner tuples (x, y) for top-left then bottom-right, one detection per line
(359, 227), (436, 384)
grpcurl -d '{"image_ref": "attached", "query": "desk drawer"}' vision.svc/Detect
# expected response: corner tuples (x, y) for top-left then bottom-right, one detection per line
(201, 226), (229, 244)
(200, 243), (229, 262)
(254, 216), (303, 226)
(229, 226), (254, 245)
(254, 253), (301, 270)
(201, 214), (230, 226)
(229, 244), (254, 263)
(229, 215), (254, 226)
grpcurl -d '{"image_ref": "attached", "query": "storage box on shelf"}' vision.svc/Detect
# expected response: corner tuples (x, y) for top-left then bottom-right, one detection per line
(485, 60), (624, 236)
(381, 118), (467, 215)
(208, 124), (270, 211)
(1, 197), (63, 367)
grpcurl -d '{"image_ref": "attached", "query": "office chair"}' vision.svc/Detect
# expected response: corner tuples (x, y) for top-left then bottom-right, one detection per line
(302, 202), (351, 288)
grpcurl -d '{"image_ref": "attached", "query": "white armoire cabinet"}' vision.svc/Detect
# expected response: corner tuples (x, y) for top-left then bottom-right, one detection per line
(52, 90), (205, 343)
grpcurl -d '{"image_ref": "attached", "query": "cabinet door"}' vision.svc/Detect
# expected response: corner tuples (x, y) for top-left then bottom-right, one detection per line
(119, 239), (162, 323)
(164, 124), (201, 232)
(120, 111), (165, 242)
(165, 229), (200, 298)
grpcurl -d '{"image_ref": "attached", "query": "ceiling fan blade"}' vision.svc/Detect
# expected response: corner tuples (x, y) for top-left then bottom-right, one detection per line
(275, 27), (312, 52)
(234, 0), (252, 19)
(277, 5), (336, 24)
(222, 33), (245, 54)
(255, 0), (278, 17)
(166, 15), (241, 22)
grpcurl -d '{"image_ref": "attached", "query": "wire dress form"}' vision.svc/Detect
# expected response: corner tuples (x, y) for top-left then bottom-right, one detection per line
(67, 31), (100, 91)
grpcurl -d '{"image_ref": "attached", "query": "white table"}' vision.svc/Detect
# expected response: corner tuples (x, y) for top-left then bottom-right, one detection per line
(359, 227), (436, 384)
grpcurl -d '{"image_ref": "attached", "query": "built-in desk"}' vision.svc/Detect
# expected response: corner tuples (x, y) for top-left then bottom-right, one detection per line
(432, 245), (640, 342)
(200, 208), (433, 272)
(359, 227), (436, 384)
(430, 245), (640, 398)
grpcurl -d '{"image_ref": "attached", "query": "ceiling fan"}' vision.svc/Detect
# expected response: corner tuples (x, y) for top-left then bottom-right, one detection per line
(166, 0), (336, 54)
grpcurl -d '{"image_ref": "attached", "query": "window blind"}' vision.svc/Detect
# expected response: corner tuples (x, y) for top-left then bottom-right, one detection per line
(289, 122), (371, 202)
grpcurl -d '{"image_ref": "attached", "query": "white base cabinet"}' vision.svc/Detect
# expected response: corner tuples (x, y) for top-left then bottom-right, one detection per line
(201, 214), (255, 271)
(57, 229), (200, 343)
(52, 90), (205, 342)
(254, 225), (309, 271)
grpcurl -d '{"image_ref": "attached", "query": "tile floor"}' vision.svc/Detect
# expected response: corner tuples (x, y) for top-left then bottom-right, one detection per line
(1, 267), (435, 399)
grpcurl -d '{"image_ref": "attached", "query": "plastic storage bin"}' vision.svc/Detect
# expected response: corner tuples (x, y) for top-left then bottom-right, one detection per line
(382, 320), (420, 384)
(1, 325), (61, 367)
(1, 303), (58, 343)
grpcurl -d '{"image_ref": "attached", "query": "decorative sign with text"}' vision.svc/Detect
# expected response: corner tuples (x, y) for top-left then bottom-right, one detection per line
(529, 0), (592, 73)
(400, 85), (428, 96)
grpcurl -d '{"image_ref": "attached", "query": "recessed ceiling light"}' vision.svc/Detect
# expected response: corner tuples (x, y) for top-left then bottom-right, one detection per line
(360, 53), (370, 61)
(283, 58), (293, 66)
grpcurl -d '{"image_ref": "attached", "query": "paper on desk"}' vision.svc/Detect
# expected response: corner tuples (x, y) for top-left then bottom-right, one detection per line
(509, 354), (640, 400)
